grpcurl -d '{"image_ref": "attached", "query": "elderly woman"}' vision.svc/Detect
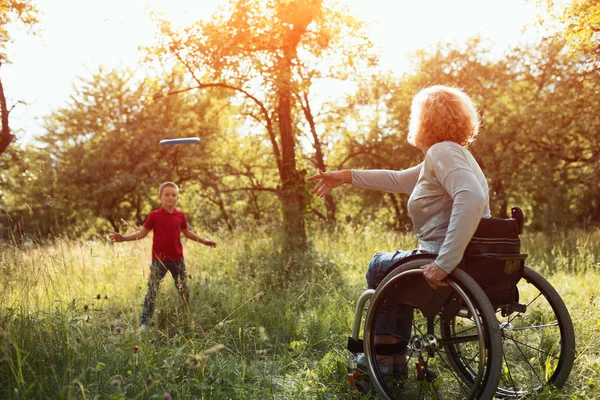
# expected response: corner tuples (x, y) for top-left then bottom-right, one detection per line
(307, 85), (490, 374)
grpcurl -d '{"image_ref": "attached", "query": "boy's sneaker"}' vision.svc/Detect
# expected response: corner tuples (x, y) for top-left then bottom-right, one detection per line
(140, 323), (149, 331)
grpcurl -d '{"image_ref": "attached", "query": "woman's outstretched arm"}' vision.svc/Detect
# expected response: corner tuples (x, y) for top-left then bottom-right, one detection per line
(307, 164), (423, 198)
(351, 164), (422, 194)
(306, 170), (352, 198)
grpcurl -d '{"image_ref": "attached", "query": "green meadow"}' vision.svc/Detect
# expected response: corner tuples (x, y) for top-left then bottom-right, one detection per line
(1, 227), (599, 399)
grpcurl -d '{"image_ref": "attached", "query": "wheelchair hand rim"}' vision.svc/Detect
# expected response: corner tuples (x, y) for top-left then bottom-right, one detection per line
(363, 268), (488, 399)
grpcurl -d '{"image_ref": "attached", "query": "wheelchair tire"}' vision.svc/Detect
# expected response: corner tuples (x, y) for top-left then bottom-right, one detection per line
(363, 257), (502, 400)
(496, 266), (575, 397)
(443, 266), (575, 398)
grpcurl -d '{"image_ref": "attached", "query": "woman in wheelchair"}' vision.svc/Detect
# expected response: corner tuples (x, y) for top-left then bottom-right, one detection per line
(308, 85), (487, 290)
(309, 83), (487, 361)
(308, 85), (574, 399)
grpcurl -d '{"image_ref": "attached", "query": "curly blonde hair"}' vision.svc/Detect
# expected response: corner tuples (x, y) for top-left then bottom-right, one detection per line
(407, 85), (480, 149)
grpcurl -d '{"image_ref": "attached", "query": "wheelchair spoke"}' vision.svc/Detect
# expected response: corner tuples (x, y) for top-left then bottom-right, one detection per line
(447, 348), (479, 373)
(507, 292), (543, 325)
(512, 322), (559, 331)
(413, 319), (427, 337)
(440, 333), (479, 346)
(453, 324), (477, 337)
(501, 346), (519, 395)
(418, 376), (426, 399)
(506, 336), (560, 361)
(379, 328), (411, 343)
(431, 382), (443, 399)
(506, 336), (545, 385)
(457, 349), (481, 372)
(433, 314), (442, 331)
(433, 349), (474, 395)
(438, 349), (480, 374)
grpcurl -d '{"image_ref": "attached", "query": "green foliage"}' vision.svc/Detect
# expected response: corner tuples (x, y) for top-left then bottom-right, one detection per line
(0, 0), (38, 63)
(3, 0), (600, 242)
(1, 66), (283, 240)
(38, 67), (231, 231)
(536, 0), (600, 60)
(0, 228), (599, 398)
(148, 0), (380, 243)
(327, 33), (600, 230)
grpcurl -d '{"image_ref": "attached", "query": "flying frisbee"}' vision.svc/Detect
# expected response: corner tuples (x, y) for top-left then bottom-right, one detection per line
(159, 137), (200, 145)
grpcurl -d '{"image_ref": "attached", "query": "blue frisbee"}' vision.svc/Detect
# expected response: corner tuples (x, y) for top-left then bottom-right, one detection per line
(159, 137), (201, 145)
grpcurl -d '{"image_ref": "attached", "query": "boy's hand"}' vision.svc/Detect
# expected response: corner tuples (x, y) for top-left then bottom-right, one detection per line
(110, 232), (124, 242)
(203, 239), (217, 248)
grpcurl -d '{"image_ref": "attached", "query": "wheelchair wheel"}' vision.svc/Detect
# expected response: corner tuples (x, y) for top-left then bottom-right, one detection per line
(496, 266), (575, 397)
(363, 258), (502, 400)
(444, 266), (575, 398)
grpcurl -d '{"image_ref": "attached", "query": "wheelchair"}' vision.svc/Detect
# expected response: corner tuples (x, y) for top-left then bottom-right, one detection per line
(347, 207), (575, 399)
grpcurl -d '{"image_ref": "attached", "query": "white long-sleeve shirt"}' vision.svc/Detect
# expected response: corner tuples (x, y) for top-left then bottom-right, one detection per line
(351, 141), (490, 273)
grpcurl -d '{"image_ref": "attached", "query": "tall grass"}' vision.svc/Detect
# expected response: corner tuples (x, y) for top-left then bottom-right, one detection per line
(0, 226), (599, 399)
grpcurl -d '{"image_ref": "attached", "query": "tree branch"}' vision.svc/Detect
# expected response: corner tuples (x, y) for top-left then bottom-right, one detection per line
(0, 76), (13, 155)
(163, 52), (283, 176)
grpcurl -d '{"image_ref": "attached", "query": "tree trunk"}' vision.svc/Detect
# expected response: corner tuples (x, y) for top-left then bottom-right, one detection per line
(0, 76), (13, 155)
(214, 187), (234, 232)
(387, 193), (404, 231)
(491, 176), (508, 218)
(108, 216), (118, 233)
(248, 190), (262, 224)
(300, 92), (336, 224)
(134, 195), (143, 226)
(277, 49), (307, 249)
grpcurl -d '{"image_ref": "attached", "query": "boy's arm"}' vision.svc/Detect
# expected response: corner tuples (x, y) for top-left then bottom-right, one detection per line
(111, 227), (150, 242)
(181, 228), (217, 248)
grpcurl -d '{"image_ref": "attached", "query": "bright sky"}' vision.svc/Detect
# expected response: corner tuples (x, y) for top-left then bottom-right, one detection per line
(3, 0), (539, 144)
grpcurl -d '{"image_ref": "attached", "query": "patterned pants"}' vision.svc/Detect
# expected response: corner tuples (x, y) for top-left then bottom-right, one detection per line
(140, 259), (190, 325)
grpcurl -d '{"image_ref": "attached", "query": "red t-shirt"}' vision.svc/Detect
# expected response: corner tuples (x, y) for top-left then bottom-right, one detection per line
(143, 207), (188, 261)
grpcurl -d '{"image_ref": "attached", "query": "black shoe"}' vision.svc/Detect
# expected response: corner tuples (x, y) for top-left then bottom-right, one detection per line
(424, 367), (438, 383)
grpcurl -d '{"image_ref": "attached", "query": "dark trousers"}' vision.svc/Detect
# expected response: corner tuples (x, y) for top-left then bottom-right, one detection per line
(367, 250), (418, 344)
(141, 259), (189, 325)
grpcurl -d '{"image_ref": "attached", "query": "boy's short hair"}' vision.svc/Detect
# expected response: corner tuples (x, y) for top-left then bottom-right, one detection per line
(159, 182), (179, 195)
(407, 85), (480, 149)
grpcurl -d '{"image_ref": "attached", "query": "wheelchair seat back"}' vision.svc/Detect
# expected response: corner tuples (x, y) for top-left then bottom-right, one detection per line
(459, 207), (526, 308)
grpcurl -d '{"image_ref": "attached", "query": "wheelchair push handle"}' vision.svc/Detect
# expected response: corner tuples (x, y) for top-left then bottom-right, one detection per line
(511, 207), (524, 235)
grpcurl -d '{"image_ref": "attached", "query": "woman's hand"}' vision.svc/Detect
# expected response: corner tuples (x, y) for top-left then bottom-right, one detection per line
(306, 170), (351, 198)
(421, 262), (449, 289)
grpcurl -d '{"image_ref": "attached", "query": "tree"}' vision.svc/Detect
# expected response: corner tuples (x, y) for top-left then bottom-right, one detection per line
(0, 0), (38, 155)
(319, 73), (421, 230)
(149, 0), (376, 247)
(39, 67), (231, 233)
(391, 36), (600, 228)
(331, 34), (600, 230)
(536, 0), (600, 61)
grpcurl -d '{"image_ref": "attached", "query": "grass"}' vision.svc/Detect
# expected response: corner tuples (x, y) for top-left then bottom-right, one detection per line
(0, 226), (599, 399)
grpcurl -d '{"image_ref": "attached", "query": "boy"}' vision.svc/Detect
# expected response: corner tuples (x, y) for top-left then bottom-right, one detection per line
(110, 182), (216, 329)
